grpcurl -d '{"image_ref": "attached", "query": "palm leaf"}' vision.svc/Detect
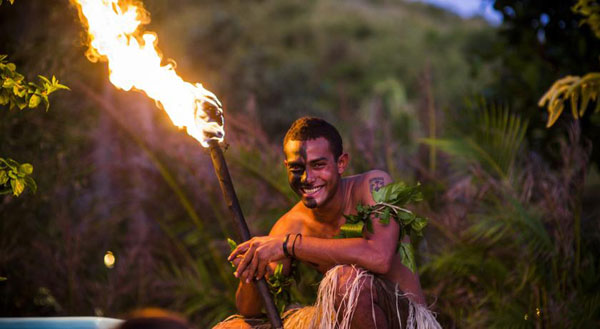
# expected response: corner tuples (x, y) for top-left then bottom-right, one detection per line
(422, 100), (528, 179)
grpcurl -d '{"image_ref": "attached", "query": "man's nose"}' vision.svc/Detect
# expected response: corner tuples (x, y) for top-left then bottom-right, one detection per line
(301, 169), (315, 184)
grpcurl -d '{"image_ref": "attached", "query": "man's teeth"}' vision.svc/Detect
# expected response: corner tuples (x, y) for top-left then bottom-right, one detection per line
(303, 186), (322, 194)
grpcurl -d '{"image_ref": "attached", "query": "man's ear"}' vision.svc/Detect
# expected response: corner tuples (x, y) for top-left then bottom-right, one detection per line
(337, 153), (349, 174)
(283, 159), (288, 167)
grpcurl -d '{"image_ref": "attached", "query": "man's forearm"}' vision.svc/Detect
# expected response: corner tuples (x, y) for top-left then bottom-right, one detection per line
(292, 236), (393, 274)
(235, 281), (263, 317)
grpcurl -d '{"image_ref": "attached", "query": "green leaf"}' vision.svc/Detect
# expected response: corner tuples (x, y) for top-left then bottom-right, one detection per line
(398, 242), (416, 273)
(226, 238), (238, 252)
(337, 222), (364, 238)
(37, 75), (51, 85)
(410, 216), (427, 234)
(2, 78), (14, 88)
(379, 207), (391, 225)
(24, 176), (37, 194)
(15, 96), (26, 110)
(365, 217), (374, 233)
(11, 178), (24, 196)
(0, 92), (8, 105)
(0, 170), (8, 185)
(398, 211), (413, 221)
(274, 263), (283, 277)
(54, 82), (70, 91)
(28, 94), (41, 108)
(18, 163), (33, 175)
(0, 276), (6, 281)
(42, 94), (50, 111)
(2, 158), (19, 170)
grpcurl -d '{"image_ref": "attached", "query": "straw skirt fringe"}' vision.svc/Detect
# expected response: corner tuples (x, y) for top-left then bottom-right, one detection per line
(214, 265), (442, 329)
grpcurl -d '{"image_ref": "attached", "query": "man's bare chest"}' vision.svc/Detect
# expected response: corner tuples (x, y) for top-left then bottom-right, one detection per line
(299, 213), (349, 239)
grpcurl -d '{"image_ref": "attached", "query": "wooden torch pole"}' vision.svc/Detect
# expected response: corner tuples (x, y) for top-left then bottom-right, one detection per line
(207, 140), (283, 329)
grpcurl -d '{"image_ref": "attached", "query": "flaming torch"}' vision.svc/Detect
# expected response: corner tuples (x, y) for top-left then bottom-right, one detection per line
(71, 1), (283, 327)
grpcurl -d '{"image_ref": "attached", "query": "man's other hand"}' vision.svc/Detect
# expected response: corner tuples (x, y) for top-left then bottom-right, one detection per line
(228, 236), (287, 283)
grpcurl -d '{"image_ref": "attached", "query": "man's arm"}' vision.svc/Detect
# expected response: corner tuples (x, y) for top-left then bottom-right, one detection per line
(230, 171), (399, 282)
(285, 171), (398, 272)
(231, 216), (296, 316)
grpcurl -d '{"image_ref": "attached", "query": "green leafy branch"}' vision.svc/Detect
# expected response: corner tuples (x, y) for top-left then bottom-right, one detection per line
(539, 73), (600, 127)
(227, 238), (293, 314)
(538, 1), (600, 127)
(336, 181), (427, 273)
(573, 0), (600, 39)
(267, 263), (293, 314)
(1, 54), (69, 111)
(0, 157), (36, 196)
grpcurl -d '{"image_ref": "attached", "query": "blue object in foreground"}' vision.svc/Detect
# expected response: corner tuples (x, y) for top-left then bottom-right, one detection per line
(0, 317), (123, 329)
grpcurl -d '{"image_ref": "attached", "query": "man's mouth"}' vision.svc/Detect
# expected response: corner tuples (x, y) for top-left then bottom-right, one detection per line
(301, 185), (323, 196)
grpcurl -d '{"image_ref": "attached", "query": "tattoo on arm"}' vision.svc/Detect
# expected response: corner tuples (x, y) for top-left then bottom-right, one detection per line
(369, 177), (385, 193)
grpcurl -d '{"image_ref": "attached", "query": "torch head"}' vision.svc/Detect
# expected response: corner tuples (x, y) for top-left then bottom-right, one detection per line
(193, 89), (225, 147)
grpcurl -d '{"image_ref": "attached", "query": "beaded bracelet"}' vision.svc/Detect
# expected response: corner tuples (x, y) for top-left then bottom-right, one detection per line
(282, 233), (292, 258)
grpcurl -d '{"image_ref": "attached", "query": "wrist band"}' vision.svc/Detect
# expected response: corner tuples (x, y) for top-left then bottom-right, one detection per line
(283, 233), (291, 258)
(292, 233), (302, 258)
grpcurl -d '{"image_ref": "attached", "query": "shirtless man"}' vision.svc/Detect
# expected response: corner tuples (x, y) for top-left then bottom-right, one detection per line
(223, 117), (428, 329)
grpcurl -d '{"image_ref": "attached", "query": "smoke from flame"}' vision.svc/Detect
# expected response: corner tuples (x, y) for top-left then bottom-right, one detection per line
(71, 0), (224, 147)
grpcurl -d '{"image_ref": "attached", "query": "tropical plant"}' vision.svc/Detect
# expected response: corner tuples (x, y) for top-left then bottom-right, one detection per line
(0, 54), (69, 196)
(0, 157), (35, 196)
(538, 0), (600, 128)
(420, 103), (599, 328)
(539, 73), (600, 127)
(573, 0), (600, 38)
(422, 99), (528, 180)
(337, 181), (427, 273)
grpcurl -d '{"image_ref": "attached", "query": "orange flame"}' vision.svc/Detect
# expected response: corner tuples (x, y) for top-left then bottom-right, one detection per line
(72, 0), (224, 147)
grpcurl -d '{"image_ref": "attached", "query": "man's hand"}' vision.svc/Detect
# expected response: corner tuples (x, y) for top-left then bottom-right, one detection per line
(228, 236), (288, 283)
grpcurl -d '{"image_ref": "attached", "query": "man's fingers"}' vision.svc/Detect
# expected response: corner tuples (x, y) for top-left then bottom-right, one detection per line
(256, 258), (269, 280)
(235, 244), (256, 278)
(231, 255), (242, 268)
(244, 249), (261, 283)
(228, 241), (250, 261)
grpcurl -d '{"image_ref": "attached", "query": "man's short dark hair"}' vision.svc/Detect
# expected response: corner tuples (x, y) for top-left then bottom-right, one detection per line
(283, 117), (343, 159)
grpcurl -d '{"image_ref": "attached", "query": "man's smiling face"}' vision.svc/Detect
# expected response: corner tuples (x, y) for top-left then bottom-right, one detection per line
(284, 137), (345, 209)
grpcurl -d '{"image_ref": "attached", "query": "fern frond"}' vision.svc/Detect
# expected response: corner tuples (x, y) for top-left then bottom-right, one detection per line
(539, 73), (600, 127)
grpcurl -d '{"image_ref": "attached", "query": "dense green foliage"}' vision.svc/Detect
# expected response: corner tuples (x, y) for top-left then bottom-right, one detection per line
(488, 0), (600, 163)
(337, 181), (427, 272)
(0, 157), (35, 196)
(420, 103), (599, 327)
(0, 0), (599, 328)
(537, 0), (600, 128)
(1, 54), (68, 196)
(1, 55), (69, 111)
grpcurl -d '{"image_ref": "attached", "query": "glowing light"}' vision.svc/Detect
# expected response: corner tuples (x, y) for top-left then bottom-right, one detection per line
(535, 307), (541, 318)
(104, 251), (116, 268)
(524, 313), (528, 320)
(71, 0), (224, 147)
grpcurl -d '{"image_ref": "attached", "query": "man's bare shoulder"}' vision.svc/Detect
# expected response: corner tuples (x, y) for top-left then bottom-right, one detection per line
(346, 169), (392, 195)
(269, 202), (309, 236)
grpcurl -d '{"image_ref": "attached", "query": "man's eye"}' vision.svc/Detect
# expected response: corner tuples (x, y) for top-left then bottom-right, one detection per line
(313, 163), (325, 169)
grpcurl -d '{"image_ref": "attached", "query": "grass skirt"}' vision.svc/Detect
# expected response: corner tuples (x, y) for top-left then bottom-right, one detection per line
(214, 265), (441, 329)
